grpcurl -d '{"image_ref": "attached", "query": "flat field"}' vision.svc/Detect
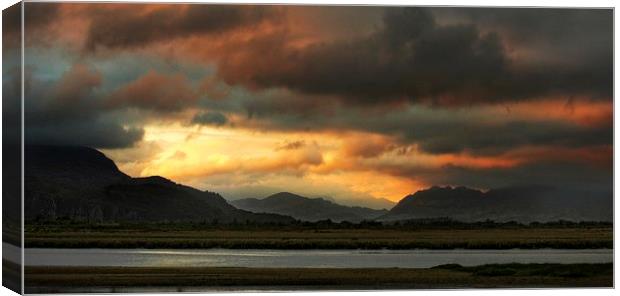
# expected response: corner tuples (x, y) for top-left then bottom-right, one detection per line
(25, 225), (612, 249)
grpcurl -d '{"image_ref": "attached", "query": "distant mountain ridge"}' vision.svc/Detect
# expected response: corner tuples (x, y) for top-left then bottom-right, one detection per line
(231, 192), (389, 222)
(331, 196), (395, 210)
(25, 145), (294, 223)
(381, 185), (612, 223)
(24, 145), (611, 224)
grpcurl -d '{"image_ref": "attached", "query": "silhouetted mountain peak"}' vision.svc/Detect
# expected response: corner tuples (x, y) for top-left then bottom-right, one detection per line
(266, 192), (307, 201)
(26, 145), (129, 181)
(232, 192), (388, 222)
(133, 176), (177, 186)
(395, 186), (485, 210)
(383, 184), (611, 223)
(24, 145), (294, 224)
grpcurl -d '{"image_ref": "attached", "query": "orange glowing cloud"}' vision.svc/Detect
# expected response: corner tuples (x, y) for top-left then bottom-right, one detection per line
(43, 5), (607, 205)
(485, 98), (612, 128)
(502, 145), (613, 169)
(106, 70), (198, 112)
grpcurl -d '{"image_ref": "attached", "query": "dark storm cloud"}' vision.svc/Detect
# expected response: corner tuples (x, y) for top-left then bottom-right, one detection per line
(23, 64), (144, 149)
(26, 64), (103, 125)
(404, 120), (612, 155)
(2, 2), (21, 42)
(18, 4), (612, 158)
(444, 8), (613, 98)
(377, 159), (612, 193)
(239, 98), (612, 155)
(191, 111), (228, 126)
(24, 3), (60, 31)
(26, 121), (144, 149)
(106, 71), (198, 113)
(84, 5), (280, 51)
(53, 64), (102, 105)
(20, 5), (611, 107)
(218, 7), (612, 106)
(435, 8), (612, 58)
(3, 3), (62, 48)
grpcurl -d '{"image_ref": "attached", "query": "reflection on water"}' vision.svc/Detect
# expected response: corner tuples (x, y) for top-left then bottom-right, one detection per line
(24, 247), (612, 268)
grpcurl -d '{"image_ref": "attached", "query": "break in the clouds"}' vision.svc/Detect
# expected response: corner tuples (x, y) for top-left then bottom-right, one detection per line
(15, 4), (612, 204)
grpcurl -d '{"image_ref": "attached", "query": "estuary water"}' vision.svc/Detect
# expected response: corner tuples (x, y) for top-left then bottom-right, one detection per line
(24, 247), (612, 268)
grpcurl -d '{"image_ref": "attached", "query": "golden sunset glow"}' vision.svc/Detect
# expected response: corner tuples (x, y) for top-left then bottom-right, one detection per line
(17, 4), (611, 207)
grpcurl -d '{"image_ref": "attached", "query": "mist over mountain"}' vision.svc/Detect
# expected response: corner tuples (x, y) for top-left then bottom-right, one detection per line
(381, 185), (612, 223)
(231, 192), (389, 222)
(25, 145), (294, 223)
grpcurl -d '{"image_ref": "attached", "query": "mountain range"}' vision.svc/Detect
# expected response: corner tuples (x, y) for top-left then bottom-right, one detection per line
(324, 196), (395, 211)
(381, 185), (612, 223)
(231, 192), (388, 222)
(25, 145), (293, 223)
(24, 145), (612, 224)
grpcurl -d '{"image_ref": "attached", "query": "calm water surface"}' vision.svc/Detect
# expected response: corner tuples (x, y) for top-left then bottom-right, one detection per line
(24, 248), (612, 268)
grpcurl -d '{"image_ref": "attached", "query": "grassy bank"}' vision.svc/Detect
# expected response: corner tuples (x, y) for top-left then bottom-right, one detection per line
(25, 226), (612, 249)
(25, 263), (613, 292)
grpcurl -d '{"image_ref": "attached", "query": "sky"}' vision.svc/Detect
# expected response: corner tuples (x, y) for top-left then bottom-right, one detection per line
(5, 4), (612, 208)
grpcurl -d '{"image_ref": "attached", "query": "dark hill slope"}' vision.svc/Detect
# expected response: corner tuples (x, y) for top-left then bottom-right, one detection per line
(382, 185), (612, 223)
(231, 192), (388, 222)
(24, 145), (293, 223)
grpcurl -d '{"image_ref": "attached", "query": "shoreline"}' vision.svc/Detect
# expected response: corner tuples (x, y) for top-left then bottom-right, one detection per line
(20, 247), (612, 269)
(24, 244), (615, 250)
(24, 263), (614, 292)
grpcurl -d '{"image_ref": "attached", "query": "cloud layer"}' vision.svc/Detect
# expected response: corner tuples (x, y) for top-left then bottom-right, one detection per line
(15, 4), (613, 203)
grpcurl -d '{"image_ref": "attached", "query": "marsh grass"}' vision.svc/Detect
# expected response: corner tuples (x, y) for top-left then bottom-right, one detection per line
(25, 226), (612, 249)
(25, 263), (613, 291)
(433, 263), (613, 278)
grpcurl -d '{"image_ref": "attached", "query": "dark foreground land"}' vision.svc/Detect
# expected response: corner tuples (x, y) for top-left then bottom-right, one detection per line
(25, 223), (612, 249)
(25, 263), (613, 292)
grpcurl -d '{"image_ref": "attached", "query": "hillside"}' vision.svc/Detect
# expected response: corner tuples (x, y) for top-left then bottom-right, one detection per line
(332, 196), (395, 210)
(231, 192), (388, 222)
(24, 145), (294, 223)
(381, 185), (612, 223)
